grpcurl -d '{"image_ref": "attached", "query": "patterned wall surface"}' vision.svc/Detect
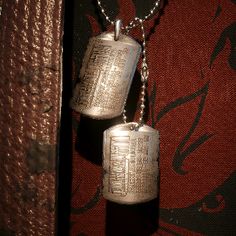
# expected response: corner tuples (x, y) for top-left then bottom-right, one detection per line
(0, 0), (235, 235)
(70, 0), (236, 235)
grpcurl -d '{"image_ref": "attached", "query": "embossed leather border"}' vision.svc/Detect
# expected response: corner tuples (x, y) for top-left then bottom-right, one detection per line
(0, 0), (63, 235)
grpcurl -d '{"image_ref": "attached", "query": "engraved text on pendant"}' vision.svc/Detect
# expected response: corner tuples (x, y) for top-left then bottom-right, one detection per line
(71, 32), (141, 119)
(103, 122), (159, 204)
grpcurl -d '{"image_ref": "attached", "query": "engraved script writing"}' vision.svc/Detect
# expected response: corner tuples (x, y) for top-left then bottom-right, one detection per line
(71, 33), (141, 119)
(109, 135), (156, 196)
(76, 39), (129, 111)
(103, 123), (159, 204)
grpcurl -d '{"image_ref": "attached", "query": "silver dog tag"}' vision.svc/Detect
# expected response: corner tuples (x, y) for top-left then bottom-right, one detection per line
(103, 122), (159, 204)
(71, 32), (141, 119)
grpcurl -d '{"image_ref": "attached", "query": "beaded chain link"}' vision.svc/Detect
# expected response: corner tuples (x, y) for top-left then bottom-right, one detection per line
(122, 19), (149, 127)
(97, 0), (161, 127)
(96, 0), (161, 30)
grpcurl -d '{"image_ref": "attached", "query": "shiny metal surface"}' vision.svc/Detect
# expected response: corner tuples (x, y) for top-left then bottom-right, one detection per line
(71, 32), (141, 119)
(103, 122), (159, 204)
(114, 19), (122, 41)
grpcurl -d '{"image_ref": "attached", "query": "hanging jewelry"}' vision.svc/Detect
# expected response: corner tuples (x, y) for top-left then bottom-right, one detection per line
(70, 20), (141, 119)
(103, 19), (160, 204)
(72, 0), (162, 204)
(71, 0), (161, 120)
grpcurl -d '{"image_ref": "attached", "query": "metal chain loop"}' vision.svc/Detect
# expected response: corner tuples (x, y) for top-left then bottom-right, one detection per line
(123, 20), (149, 127)
(137, 20), (149, 126)
(96, 0), (159, 127)
(96, 0), (161, 31)
(97, 0), (115, 25)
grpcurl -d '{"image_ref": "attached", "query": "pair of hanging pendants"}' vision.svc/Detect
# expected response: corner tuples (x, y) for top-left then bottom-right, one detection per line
(71, 21), (159, 204)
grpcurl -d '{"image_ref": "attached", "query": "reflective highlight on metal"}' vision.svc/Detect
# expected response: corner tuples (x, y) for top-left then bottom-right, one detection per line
(114, 19), (122, 41)
(71, 32), (141, 119)
(103, 122), (159, 204)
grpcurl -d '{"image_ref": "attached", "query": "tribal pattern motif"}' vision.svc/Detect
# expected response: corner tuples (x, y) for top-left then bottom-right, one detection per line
(70, 0), (236, 235)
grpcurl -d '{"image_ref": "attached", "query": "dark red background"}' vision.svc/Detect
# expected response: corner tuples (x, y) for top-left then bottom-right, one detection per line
(70, 0), (236, 235)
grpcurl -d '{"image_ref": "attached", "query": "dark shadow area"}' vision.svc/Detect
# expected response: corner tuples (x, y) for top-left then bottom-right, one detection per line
(106, 198), (159, 236)
(56, 1), (74, 235)
(75, 116), (119, 166)
(105, 159), (160, 236)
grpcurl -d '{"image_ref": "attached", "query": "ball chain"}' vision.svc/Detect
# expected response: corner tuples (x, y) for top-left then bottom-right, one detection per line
(96, 0), (161, 127)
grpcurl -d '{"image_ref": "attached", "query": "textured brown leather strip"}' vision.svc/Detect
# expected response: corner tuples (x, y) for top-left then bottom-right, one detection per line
(0, 0), (63, 235)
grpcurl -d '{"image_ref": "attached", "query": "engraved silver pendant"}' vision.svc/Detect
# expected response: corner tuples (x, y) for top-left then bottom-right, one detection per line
(70, 32), (141, 119)
(103, 122), (159, 204)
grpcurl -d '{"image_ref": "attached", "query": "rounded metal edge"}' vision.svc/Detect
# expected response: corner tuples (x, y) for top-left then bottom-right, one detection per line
(103, 194), (158, 205)
(96, 32), (141, 48)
